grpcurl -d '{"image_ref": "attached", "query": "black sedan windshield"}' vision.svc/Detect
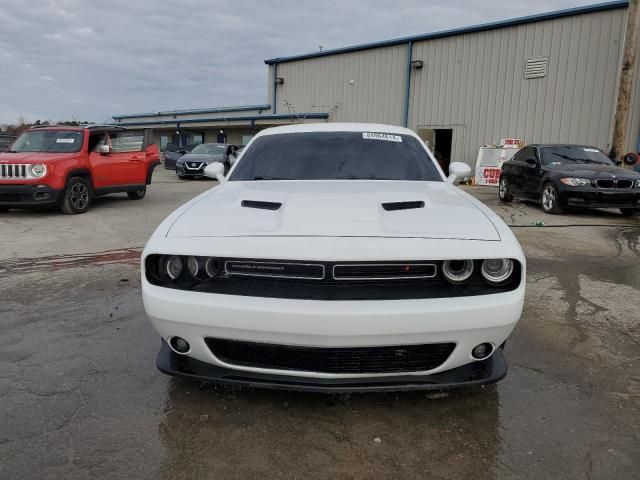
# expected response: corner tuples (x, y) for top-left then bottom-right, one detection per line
(192, 144), (226, 155)
(541, 146), (615, 166)
(229, 132), (442, 181)
(10, 130), (83, 153)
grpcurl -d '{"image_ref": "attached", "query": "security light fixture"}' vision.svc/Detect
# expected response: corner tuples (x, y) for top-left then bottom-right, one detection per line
(411, 60), (424, 69)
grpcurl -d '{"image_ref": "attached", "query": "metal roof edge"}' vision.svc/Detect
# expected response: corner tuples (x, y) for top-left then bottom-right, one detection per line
(264, 0), (629, 64)
(113, 112), (330, 127)
(112, 104), (272, 120)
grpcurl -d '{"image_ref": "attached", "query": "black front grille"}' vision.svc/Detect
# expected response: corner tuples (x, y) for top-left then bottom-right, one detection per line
(333, 263), (436, 280)
(595, 179), (614, 188)
(225, 261), (325, 280)
(145, 256), (523, 300)
(0, 193), (22, 202)
(205, 338), (456, 374)
(616, 179), (633, 189)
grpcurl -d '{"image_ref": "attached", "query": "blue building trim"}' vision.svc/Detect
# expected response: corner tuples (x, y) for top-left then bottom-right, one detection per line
(264, 1), (628, 65)
(113, 112), (329, 127)
(272, 63), (278, 114)
(112, 104), (271, 120)
(403, 41), (413, 128)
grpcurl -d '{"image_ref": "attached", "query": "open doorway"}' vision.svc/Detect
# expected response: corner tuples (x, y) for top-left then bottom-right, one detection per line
(417, 128), (453, 174)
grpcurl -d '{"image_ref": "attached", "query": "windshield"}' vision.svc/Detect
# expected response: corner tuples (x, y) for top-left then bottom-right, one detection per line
(541, 146), (615, 167)
(9, 130), (83, 153)
(191, 144), (226, 155)
(229, 132), (442, 181)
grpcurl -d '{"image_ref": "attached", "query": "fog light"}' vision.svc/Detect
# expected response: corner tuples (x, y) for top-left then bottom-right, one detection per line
(170, 336), (190, 354)
(472, 343), (493, 359)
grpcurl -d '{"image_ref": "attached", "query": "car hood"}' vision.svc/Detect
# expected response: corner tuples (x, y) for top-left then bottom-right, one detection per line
(0, 152), (78, 163)
(166, 181), (500, 241)
(179, 153), (225, 163)
(548, 163), (640, 178)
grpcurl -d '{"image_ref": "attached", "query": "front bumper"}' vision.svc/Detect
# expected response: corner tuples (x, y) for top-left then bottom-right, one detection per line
(560, 187), (640, 208)
(0, 184), (62, 208)
(157, 340), (507, 392)
(143, 278), (524, 386)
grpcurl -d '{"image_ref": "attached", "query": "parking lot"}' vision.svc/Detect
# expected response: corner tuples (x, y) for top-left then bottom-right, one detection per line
(1, 168), (639, 480)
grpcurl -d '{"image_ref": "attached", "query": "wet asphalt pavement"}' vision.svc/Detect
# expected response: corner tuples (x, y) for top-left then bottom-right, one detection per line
(1, 170), (639, 479)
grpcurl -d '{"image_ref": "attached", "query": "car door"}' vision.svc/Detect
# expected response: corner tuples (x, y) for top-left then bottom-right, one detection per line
(505, 148), (527, 195)
(520, 147), (544, 199)
(107, 130), (148, 185)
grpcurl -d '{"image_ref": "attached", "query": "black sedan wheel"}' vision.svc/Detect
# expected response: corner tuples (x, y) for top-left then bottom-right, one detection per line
(541, 182), (563, 214)
(620, 208), (639, 217)
(498, 176), (513, 202)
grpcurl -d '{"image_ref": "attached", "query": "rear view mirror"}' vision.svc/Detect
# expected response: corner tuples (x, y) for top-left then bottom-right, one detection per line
(447, 162), (472, 184)
(204, 162), (225, 182)
(98, 144), (110, 155)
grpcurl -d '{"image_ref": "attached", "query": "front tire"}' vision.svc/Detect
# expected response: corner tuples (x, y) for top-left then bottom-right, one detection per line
(541, 182), (563, 214)
(61, 177), (92, 214)
(620, 208), (639, 217)
(498, 176), (513, 202)
(127, 188), (146, 200)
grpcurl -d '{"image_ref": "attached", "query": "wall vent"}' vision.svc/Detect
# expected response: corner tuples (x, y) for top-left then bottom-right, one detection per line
(524, 57), (548, 79)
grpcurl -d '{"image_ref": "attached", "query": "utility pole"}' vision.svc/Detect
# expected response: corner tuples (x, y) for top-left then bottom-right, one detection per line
(611, 0), (639, 161)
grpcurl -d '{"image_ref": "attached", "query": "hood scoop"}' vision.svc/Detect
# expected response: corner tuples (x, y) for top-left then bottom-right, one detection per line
(381, 201), (425, 211)
(241, 200), (282, 211)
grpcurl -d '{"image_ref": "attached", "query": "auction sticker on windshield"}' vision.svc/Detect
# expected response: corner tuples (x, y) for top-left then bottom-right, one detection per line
(362, 132), (402, 142)
(56, 138), (75, 143)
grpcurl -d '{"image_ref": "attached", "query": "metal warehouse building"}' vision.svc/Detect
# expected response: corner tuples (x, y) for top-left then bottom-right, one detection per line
(114, 0), (640, 170)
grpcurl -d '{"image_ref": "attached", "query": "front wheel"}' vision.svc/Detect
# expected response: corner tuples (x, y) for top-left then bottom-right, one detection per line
(127, 188), (146, 200)
(498, 176), (513, 202)
(620, 208), (639, 217)
(61, 176), (92, 214)
(541, 182), (563, 214)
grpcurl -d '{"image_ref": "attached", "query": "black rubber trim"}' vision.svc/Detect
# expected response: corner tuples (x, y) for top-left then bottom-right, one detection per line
(241, 200), (282, 210)
(0, 184), (62, 207)
(156, 340), (508, 393)
(146, 160), (160, 185)
(94, 184), (146, 196)
(381, 201), (425, 211)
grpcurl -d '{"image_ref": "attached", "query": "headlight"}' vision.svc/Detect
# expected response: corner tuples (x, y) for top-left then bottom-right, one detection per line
(186, 256), (219, 279)
(635, 179), (640, 188)
(162, 255), (183, 280)
(481, 259), (514, 284)
(29, 164), (47, 178)
(442, 259), (474, 284)
(560, 177), (590, 187)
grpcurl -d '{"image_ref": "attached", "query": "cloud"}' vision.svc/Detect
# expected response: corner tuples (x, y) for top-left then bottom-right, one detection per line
(0, 0), (596, 123)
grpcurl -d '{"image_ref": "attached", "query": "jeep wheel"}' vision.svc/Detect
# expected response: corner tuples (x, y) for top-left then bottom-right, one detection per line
(62, 177), (92, 214)
(127, 188), (146, 200)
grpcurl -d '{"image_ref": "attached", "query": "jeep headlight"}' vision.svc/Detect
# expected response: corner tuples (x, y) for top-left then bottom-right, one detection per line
(29, 164), (47, 178)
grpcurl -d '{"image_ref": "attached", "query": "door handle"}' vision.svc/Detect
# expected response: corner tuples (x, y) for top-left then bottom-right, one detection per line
(130, 156), (143, 161)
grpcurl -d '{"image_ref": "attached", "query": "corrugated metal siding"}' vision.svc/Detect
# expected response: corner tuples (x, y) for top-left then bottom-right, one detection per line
(117, 108), (270, 124)
(408, 8), (627, 164)
(274, 44), (407, 124)
(626, 20), (640, 154)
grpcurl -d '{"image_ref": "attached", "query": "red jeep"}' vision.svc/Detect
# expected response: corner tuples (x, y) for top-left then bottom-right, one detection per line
(0, 125), (160, 214)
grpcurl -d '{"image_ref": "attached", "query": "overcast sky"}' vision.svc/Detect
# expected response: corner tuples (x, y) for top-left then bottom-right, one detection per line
(0, 0), (599, 124)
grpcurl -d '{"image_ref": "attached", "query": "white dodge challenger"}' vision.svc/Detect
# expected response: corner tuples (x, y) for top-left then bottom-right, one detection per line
(142, 123), (525, 392)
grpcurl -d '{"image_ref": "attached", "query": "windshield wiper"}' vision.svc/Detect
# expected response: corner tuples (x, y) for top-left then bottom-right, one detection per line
(252, 175), (290, 180)
(551, 153), (608, 165)
(335, 175), (394, 180)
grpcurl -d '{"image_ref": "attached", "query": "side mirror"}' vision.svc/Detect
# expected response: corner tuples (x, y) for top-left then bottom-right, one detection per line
(525, 158), (537, 166)
(447, 162), (472, 184)
(98, 144), (110, 155)
(204, 162), (226, 182)
(177, 149), (187, 155)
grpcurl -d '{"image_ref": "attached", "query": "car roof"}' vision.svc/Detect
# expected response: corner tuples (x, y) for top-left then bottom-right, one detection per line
(528, 144), (600, 149)
(256, 122), (417, 138)
(29, 125), (126, 132)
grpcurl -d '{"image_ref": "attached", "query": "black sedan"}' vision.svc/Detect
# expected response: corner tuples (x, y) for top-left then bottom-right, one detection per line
(176, 144), (236, 179)
(499, 144), (640, 216)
